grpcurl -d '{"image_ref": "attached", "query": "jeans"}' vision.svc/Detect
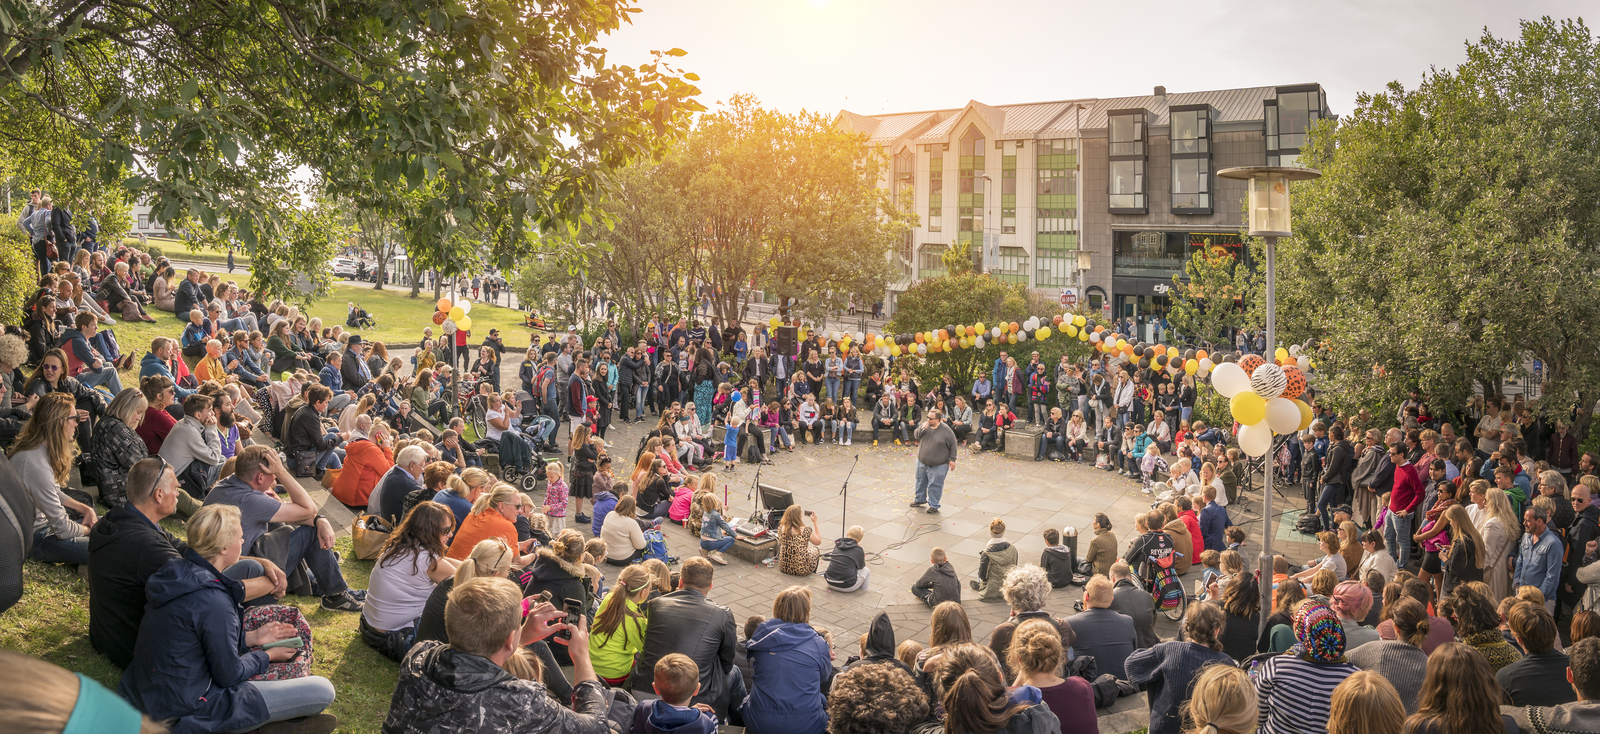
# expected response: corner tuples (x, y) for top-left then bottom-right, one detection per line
(871, 420), (895, 443)
(1006, 392), (1018, 413)
(915, 462), (948, 510)
(838, 421), (854, 443)
(328, 393), (353, 413)
(844, 378), (860, 403)
(1181, 406), (1193, 422)
(77, 365), (123, 395)
(825, 377), (840, 404)
(90, 332), (121, 362)
(895, 420), (915, 443)
(1031, 402), (1048, 424)
(770, 426), (792, 450)
(317, 431), (344, 470)
(30, 527), (89, 565)
(634, 385), (648, 418)
(1317, 483), (1344, 530)
(1036, 433), (1065, 459)
(219, 316), (256, 334)
(701, 536), (735, 552)
(232, 677), (337, 732)
(283, 523), (349, 597)
(643, 501), (672, 521)
(1384, 509), (1413, 569)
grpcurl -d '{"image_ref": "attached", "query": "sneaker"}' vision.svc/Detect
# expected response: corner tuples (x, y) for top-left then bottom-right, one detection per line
(709, 551), (729, 565)
(969, 580), (981, 591)
(894, 439), (902, 445)
(320, 592), (362, 612)
(259, 714), (339, 734)
(873, 440), (879, 447)
(845, 439), (852, 446)
(575, 513), (591, 525)
(926, 507), (940, 514)
(347, 589), (368, 601)
(910, 501), (926, 508)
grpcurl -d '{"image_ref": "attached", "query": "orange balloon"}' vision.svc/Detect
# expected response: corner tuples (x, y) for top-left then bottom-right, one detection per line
(1094, 325), (1104, 333)
(1009, 322), (1019, 333)
(1196, 350), (1209, 360)
(938, 329), (948, 342)
(914, 332), (925, 344)
(435, 298), (452, 312)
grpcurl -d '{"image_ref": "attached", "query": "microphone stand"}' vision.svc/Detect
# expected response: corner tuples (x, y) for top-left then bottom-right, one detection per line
(839, 454), (860, 538)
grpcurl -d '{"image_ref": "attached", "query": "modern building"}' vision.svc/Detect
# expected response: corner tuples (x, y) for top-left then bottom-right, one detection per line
(837, 83), (1332, 334)
(129, 197), (175, 238)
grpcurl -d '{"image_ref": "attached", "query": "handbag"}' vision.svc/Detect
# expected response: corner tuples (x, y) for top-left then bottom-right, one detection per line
(352, 514), (393, 560)
(243, 605), (315, 680)
(1095, 453), (1110, 469)
(293, 449), (319, 478)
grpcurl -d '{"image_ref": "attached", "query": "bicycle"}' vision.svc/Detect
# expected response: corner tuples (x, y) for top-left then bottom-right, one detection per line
(1140, 548), (1189, 622)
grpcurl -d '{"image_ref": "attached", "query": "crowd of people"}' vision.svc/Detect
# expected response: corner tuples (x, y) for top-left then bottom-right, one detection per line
(13, 222), (1600, 734)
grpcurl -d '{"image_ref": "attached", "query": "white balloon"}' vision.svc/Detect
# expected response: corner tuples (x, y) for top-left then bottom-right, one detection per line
(1265, 397), (1302, 434)
(442, 319), (457, 335)
(1297, 355), (1311, 372)
(855, 331), (865, 342)
(459, 300), (472, 315)
(975, 336), (986, 349)
(1017, 331), (1028, 342)
(917, 343), (927, 355)
(1239, 422), (1273, 457)
(1198, 357), (1214, 372)
(992, 327), (1002, 339)
(1288, 344), (1300, 356)
(1211, 361), (1251, 398)
(1250, 364), (1288, 399)
(1196, 368), (1210, 379)
(1090, 332), (1102, 343)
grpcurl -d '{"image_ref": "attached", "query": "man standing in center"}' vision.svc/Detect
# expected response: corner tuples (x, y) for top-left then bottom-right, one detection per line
(910, 409), (957, 515)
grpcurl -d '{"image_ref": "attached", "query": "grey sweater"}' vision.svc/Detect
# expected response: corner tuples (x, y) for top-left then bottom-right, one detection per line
(13, 445), (80, 539)
(158, 416), (222, 473)
(914, 421), (959, 467)
(1348, 640), (1428, 714)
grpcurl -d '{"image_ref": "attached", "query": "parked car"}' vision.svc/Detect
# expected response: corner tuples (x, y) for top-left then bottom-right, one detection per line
(331, 257), (359, 279)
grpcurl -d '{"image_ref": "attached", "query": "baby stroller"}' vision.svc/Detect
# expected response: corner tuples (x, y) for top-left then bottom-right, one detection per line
(494, 429), (543, 493)
(517, 391), (559, 452)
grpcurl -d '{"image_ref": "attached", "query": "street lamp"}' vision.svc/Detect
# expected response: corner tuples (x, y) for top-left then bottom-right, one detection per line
(1076, 249), (1092, 307)
(1216, 165), (1321, 635)
(979, 174), (994, 274)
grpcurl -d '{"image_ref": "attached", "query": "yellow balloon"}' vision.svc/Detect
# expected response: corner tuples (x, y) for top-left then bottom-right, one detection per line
(1073, 314), (1086, 327)
(1230, 392), (1267, 425)
(456, 316), (473, 332)
(1275, 347), (1290, 362)
(1079, 331), (1088, 341)
(890, 344), (901, 357)
(448, 306), (465, 321)
(974, 322), (985, 335)
(1006, 333), (1017, 344)
(1167, 347), (1178, 358)
(941, 340), (952, 352)
(1036, 327), (1051, 340)
(1185, 359), (1198, 375)
(769, 316), (782, 328)
(1293, 398), (1314, 430)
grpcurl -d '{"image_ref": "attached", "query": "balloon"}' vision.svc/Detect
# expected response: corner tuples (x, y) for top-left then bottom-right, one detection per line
(456, 316), (473, 332)
(917, 343), (927, 355)
(442, 318), (457, 334)
(1265, 397), (1301, 433)
(1078, 331), (1088, 342)
(1250, 363), (1288, 399)
(1274, 347), (1289, 363)
(1211, 361), (1251, 398)
(1292, 398), (1314, 430)
(890, 344), (901, 357)
(432, 311), (446, 325)
(1037, 327), (1051, 340)
(975, 336), (986, 349)
(1074, 314), (1086, 327)
(1184, 359), (1198, 375)
(1089, 332), (1101, 343)
(1052, 315), (1063, 326)
(992, 327), (1002, 339)
(1196, 350), (1209, 360)
(1007, 333), (1017, 344)
(769, 316), (782, 328)
(1017, 331), (1028, 343)
(435, 298), (451, 312)
(1297, 355), (1311, 372)
(1155, 354), (1168, 367)
(914, 332), (924, 344)
(1198, 357), (1214, 372)
(448, 306), (465, 321)
(1138, 357), (1150, 370)
(856, 331), (865, 342)
(1279, 366), (1307, 400)
(1237, 354), (1265, 376)
(974, 322), (985, 334)
(1166, 347), (1178, 359)
(1289, 344), (1301, 356)
(1009, 322), (1019, 333)
(1239, 422), (1273, 457)
(1231, 391), (1267, 425)
(459, 300), (472, 315)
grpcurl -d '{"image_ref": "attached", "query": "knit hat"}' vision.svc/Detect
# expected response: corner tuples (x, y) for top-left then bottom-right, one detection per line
(1291, 601), (1346, 663)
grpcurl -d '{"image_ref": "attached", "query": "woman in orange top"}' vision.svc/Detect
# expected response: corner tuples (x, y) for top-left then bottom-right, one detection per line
(330, 421), (395, 508)
(446, 484), (537, 565)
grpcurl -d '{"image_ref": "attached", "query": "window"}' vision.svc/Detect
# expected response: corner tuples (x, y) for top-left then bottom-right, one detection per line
(1035, 250), (1075, 287)
(1038, 168), (1075, 196)
(991, 247), (1029, 285)
(1109, 113), (1144, 156)
(1109, 160), (1145, 210)
(929, 155), (943, 195)
(1113, 230), (1186, 278)
(1001, 207), (1016, 234)
(1266, 87), (1322, 167)
(1037, 138), (1075, 156)
(1001, 166), (1016, 196)
(959, 125), (985, 157)
(918, 244), (947, 280)
(959, 207), (983, 232)
(1108, 111), (1148, 213)
(1037, 209), (1077, 236)
(928, 152), (942, 232)
(928, 207), (942, 232)
(1171, 158), (1210, 211)
(1171, 109), (1209, 155)
(959, 168), (979, 195)
(138, 214), (149, 229)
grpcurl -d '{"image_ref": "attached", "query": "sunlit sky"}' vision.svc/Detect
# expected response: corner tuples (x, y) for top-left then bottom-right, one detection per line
(604, 0), (1592, 120)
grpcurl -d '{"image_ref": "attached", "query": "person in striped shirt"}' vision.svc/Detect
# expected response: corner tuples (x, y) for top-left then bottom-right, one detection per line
(1253, 601), (1359, 734)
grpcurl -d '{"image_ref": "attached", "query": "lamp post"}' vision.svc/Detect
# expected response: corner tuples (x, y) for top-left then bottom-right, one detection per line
(979, 174), (994, 274)
(1216, 165), (1321, 635)
(1076, 249), (1092, 307)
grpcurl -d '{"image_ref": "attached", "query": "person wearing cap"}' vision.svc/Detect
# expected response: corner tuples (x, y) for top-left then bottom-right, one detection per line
(481, 328), (504, 356)
(341, 334), (372, 393)
(1251, 601), (1359, 734)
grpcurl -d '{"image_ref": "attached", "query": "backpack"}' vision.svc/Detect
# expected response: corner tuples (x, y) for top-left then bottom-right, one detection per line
(654, 360), (672, 384)
(640, 527), (673, 564)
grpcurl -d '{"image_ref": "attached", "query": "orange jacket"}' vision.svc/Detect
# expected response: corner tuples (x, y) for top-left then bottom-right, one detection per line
(330, 438), (393, 507)
(446, 511), (519, 561)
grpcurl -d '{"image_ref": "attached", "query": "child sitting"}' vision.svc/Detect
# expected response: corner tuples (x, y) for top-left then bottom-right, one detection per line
(668, 476), (697, 525)
(823, 525), (869, 593)
(1139, 442), (1169, 494)
(1196, 549), (1222, 600)
(711, 383), (733, 426)
(1225, 526), (1247, 553)
(632, 653), (718, 734)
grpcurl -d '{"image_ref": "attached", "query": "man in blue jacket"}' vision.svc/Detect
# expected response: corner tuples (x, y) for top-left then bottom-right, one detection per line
(58, 312), (123, 395)
(141, 338), (194, 401)
(1515, 506), (1564, 614)
(741, 587), (832, 734)
(1198, 485), (1232, 551)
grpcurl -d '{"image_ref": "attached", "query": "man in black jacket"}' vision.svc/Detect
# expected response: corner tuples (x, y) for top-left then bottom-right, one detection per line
(1064, 576), (1138, 679)
(910, 547), (961, 607)
(629, 556), (742, 718)
(173, 268), (205, 321)
(88, 458), (285, 667)
(618, 346), (646, 423)
(1108, 560), (1159, 649)
(287, 385), (347, 476)
(1040, 528), (1076, 588)
(341, 335), (372, 393)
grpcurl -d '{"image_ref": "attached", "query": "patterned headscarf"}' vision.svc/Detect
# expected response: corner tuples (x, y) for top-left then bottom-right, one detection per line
(1291, 600), (1347, 664)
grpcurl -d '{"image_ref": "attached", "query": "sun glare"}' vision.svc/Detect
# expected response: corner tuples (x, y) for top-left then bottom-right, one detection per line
(807, 0), (831, 7)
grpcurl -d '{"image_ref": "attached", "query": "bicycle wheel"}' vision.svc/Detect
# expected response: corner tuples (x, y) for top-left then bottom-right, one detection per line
(469, 399), (488, 442)
(1158, 577), (1188, 622)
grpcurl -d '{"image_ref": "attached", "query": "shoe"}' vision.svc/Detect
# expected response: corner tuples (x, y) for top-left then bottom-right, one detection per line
(709, 551), (729, 565)
(259, 714), (339, 734)
(873, 440), (879, 447)
(320, 592), (362, 612)
(894, 439), (902, 445)
(845, 439), (852, 446)
(575, 513), (591, 525)
(347, 589), (368, 601)
(910, 501), (926, 508)
(970, 580), (981, 591)
(926, 507), (940, 514)
(1035, 456), (1044, 462)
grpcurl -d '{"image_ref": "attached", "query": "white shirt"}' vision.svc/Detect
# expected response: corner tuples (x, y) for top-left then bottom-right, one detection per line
(363, 549), (440, 632)
(485, 408), (504, 441)
(1477, 414), (1503, 454)
(1356, 548), (1398, 584)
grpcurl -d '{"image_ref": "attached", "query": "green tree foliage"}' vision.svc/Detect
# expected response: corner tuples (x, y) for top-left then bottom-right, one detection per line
(1167, 241), (1261, 350)
(1275, 18), (1600, 424)
(887, 272), (1093, 386)
(587, 95), (908, 329)
(0, 0), (701, 271)
(941, 239), (973, 276)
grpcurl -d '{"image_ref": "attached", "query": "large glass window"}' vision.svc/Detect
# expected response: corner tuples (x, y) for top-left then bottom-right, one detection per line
(959, 125), (985, 156)
(1037, 168), (1075, 196)
(959, 207), (983, 232)
(918, 244), (947, 280)
(1037, 209), (1077, 235)
(991, 247), (1029, 285)
(1109, 113), (1144, 156)
(1171, 109), (1209, 155)
(929, 155), (943, 194)
(1113, 230), (1185, 278)
(1001, 166), (1016, 195)
(1001, 207), (1016, 234)
(928, 207), (942, 232)
(1035, 250), (1074, 288)
(1109, 160), (1145, 210)
(1171, 158), (1210, 210)
(1266, 87), (1322, 167)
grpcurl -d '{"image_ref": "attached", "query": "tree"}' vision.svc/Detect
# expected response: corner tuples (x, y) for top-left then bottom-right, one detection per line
(888, 272), (1093, 387)
(941, 240), (973, 276)
(1274, 17), (1600, 426)
(1167, 241), (1261, 350)
(1, 0), (701, 277)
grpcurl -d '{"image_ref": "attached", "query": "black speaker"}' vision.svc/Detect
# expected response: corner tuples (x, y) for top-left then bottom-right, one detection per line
(772, 326), (798, 357)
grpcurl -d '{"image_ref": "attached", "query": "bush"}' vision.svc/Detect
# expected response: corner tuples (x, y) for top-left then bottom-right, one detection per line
(145, 244), (164, 260)
(0, 230), (34, 324)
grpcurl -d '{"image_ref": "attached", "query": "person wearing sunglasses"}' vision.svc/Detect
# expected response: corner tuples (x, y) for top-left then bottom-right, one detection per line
(20, 348), (101, 452)
(8, 393), (94, 566)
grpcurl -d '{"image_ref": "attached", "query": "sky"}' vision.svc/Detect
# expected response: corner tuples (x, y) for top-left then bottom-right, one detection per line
(602, 0), (1592, 119)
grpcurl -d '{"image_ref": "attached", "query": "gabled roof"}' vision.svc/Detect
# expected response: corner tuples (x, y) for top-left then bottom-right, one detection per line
(837, 109), (949, 147)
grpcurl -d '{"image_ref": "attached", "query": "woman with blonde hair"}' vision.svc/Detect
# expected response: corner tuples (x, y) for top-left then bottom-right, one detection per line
(913, 600), (975, 673)
(433, 466), (491, 528)
(1181, 664), (1257, 734)
(588, 565), (654, 685)
(1478, 484), (1519, 602)
(444, 484), (535, 566)
(9, 393), (94, 565)
(642, 557), (673, 598)
(1329, 670), (1406, 734)
(1007, 618), (1097, 733)
(776, 504), (822, 576)
(89, 387), (151, 509)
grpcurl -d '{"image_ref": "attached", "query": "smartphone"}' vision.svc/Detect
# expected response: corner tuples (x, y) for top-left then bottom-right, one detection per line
(534, 590), (553, 606)
(562, 598), (584, 628)
(261, 636), (304, 650)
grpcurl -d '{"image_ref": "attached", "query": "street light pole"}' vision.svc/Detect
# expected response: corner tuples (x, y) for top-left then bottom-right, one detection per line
(1217, 165), (1321, 636)
(980, 174), (993, 274)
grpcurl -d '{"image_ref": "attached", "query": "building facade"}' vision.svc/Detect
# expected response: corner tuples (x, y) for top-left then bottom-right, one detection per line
(837, 83), (1331, 332)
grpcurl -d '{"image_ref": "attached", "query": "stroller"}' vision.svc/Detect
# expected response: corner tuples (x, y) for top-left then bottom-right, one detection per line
(516, 391), (559, 451)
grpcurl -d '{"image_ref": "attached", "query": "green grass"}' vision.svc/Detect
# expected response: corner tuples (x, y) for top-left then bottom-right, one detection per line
(123, 237), (251, 268)
(1, 535), (391, 733)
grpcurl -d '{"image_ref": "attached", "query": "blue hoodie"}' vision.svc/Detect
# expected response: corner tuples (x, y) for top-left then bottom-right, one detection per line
(591, 489), (618, 537)
(140, 351), (195, 399)
(117, 549), (271, 734)
(741, 618), (831, 734)
(630, 699), (718, 734)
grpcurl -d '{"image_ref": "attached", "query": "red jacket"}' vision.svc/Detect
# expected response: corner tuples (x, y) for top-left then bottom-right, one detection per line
(1179, 510), (1203, 560)
(331, 438), (394, 507)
